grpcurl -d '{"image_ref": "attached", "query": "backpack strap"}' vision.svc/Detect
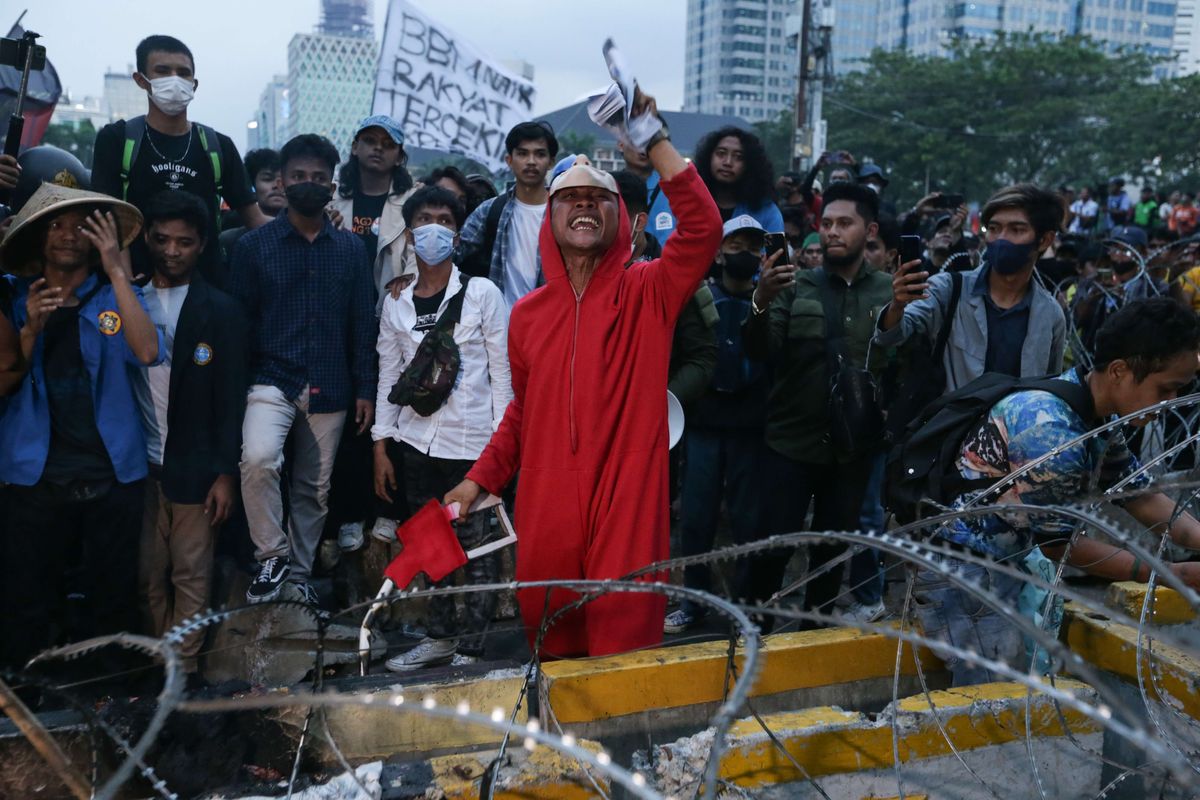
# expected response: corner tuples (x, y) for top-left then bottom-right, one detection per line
(647, 183), (662, 211)
(433, 276), (471, 332)
(483, 195), (508, 258)
(931, 271), (962, 364)
(120, 116), (147, 202)
(195, 124), (223, 196)
(195, 123), (224, 233)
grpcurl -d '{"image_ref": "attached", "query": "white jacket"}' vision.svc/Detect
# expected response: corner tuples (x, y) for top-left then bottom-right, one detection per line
(332, 187), (418, 312)
(372, 266), (512, 460)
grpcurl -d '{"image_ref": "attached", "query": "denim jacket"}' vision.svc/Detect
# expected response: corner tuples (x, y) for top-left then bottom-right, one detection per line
(873, 265), (1066, 391)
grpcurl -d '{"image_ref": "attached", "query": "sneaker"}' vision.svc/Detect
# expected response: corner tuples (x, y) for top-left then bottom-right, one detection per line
(371, 517), (399, 543)
(451, 653), (480, 667)
(664, 607), (700, 635)
(841, 600), (887, 625)
(292, 581), (320, 607)
(338, 521), (365, 552)
(246, 557), (290, 603)
(385, 637), (457, 672)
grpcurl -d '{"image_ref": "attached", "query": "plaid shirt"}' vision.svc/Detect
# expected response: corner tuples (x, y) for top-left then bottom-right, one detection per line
(456, 190), (543, 293)
(230, 214), (377, 413)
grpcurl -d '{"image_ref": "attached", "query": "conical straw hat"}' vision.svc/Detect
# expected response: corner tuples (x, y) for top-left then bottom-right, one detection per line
(0, 182), (143, 277)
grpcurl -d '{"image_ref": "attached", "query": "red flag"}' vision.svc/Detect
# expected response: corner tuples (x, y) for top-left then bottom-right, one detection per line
(383, 500), (467, 589)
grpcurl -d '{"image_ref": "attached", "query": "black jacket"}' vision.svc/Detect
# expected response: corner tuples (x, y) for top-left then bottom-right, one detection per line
(160, 275), (248, 504)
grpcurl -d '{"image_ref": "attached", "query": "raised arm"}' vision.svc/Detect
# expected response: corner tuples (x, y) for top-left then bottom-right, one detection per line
(636, 92), (723, 316)
(80, 211), (160, 366)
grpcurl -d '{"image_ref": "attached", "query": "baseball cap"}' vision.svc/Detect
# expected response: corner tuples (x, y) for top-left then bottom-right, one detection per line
(552, 153), (579, 181)
(355, 115), (405, 146)
(548, 154), (618, 198)
(722, 214), (766, 240)
(858, 164), (889, 186)
(1107, 225), (1148, 249)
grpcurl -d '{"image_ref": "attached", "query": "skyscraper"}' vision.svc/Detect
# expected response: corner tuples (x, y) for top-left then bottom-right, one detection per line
(319, 0), (374, 38)
(1175, 0), (1200, 74)
(248, 75), (289, 151)
(286, 0), (378, 161)
(102, 67), (144, 122)
(873, 0), (1179, 73)
(683, 0), (802, 122)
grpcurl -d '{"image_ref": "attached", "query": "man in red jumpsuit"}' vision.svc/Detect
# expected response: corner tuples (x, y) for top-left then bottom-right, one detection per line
(446, 91), (723, 658)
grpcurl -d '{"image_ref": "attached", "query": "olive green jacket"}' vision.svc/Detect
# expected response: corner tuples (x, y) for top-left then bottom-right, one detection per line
(742, 264), (893, 464)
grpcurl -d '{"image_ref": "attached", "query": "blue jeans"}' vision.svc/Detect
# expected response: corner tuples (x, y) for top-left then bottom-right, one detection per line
(849, 453), (886, 605)
(678, 429), (766, 616)
(911, 557), (1028, 687)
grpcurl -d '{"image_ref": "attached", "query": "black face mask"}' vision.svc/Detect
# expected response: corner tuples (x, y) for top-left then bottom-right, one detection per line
(285, 182), (332, 217)
(722, 251), (760, 280)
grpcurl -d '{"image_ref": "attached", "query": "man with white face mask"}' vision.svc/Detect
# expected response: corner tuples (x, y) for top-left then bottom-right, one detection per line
(371, 185), (512, 670)
(92, 35), (269, 290)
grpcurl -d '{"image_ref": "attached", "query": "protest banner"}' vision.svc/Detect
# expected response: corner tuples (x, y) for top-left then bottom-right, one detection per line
(372, 0), (537, 173)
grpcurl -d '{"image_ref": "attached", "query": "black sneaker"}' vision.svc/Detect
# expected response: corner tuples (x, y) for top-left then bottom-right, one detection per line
(246, 557), (290, 603)
(291, 581), (330, 619)
(293, 581), (319, 606)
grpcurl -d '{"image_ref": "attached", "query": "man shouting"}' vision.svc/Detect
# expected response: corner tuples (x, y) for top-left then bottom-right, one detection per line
(446, 90), (722, 657)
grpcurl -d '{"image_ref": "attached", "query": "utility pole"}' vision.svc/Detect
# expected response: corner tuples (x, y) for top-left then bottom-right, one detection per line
(791, 0), (812, 172)
(790, 0), (835, 172)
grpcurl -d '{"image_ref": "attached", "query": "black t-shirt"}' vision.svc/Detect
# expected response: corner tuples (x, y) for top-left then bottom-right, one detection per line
(40, 307), (114, 484)
(351, 192), (388, 267)
(92, 119), (253, 289)
(412, 288), (447, 333)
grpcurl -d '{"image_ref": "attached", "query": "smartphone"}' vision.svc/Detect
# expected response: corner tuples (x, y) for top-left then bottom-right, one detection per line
(900, 234), (923, 265)
(827, 150), (852, 165)
(764, 232), (787, 262)
(935, 193), (965, 208)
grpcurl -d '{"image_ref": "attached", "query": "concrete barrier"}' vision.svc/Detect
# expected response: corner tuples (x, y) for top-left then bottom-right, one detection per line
(542, 627), (943, 724)
(645, 680), (1102, 798)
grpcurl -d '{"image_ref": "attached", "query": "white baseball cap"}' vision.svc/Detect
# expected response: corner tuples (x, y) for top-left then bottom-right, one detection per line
(722, 214), (766, 240)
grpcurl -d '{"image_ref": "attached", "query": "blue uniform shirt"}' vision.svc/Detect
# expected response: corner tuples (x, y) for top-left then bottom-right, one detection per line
(0, 273), (164, 486)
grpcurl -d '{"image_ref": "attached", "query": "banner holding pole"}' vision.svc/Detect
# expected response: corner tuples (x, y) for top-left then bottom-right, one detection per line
(372, 0), (536, 172)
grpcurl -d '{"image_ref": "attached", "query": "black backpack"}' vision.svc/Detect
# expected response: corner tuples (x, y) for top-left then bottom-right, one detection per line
(884, 368), (1095, 525)
(457, 195), (507, 278)
(387, 278), (471, 417)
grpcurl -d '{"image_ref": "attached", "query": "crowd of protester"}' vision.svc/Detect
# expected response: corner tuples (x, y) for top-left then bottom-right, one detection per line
(2, 34), (1200, 694)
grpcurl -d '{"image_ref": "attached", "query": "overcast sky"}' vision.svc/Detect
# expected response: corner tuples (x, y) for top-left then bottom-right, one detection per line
(18, 0), (687, 151)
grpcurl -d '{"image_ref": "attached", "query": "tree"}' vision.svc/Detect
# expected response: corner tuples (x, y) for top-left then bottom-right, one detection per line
(42, 120), (97, 169)
(558, 131), (596, 161)
(754, 108), (794, 178)
(822, 34), (1188, 207)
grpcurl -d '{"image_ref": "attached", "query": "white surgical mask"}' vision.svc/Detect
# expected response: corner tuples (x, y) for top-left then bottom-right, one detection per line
(147, 75), (195, 116)
(412, 223), (456, 265)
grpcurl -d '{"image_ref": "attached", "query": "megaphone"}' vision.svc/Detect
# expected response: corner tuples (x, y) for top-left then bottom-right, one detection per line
(667, 390), (685, 449)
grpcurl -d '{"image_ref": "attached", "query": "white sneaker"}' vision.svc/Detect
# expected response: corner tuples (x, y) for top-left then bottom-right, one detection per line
(842, 600), (887, 625)
(371, 517), (399, 543)
(451, 653), (480, 667)
(338, 521), (364, 552)
(386, 637), (457, 672)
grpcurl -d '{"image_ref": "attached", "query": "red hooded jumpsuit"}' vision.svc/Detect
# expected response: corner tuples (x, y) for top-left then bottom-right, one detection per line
(466, 165), (723, 657)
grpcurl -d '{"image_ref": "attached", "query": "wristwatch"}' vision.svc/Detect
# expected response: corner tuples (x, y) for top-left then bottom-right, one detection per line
(645, 118), (671, 153)
(750, 295), (766, 316)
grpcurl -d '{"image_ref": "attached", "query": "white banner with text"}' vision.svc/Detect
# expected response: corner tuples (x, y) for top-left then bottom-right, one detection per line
(373, 0), (537, 172)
